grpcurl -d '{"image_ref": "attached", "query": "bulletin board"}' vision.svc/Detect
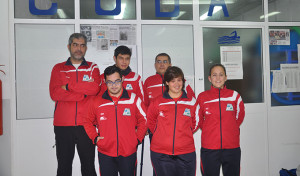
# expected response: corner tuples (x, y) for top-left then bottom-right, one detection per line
(269, 26), (300, 106)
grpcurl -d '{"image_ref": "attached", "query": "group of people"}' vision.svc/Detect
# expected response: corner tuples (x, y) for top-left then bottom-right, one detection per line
(49, 33), (245, 176)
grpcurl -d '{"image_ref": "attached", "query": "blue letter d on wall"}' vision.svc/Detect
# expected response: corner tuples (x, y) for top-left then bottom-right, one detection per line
(155, 0), (180, 17)
(29, 0), (57, 15)
(95, 0), (121, 15)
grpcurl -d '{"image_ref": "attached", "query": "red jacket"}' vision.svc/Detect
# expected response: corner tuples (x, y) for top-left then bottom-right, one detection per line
(99, 67), (144, 101)
(196, 86), (245, 149)
(144, 73), (195, 107)
(49, 58), (101, 126)
(147, 91), (197, 155)
(84, 90), (147, 157)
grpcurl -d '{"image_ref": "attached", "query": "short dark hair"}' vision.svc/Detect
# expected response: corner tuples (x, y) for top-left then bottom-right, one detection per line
(155, 53), (171, 64)
(114, 45), (132, 58)
(164, 66), (185, 92)
(209, 63), (227, 76)
(68, 33), (87, 46)
(104, 65), (122, 80)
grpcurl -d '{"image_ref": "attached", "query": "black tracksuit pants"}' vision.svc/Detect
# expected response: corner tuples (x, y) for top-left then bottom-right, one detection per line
(98, 152), (137, 176)
(151, 151), (196, 176)
(54, 126), (96, 176)
(200, 147), (241, 176)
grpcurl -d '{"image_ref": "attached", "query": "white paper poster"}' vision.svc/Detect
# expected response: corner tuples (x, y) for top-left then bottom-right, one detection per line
(271, 64), (300, 93)
(269, 29), (290, 45)
(220, 46), (243, 80)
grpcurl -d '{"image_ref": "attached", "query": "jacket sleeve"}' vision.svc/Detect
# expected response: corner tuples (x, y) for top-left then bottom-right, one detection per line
(98, 74), (107, 96)
(146, 99), (159, 133)
(186, 84), (195, 98)
(67, 64), (101, 96)
(83, 98), (99, 144)
(49, 64), (85, 102)
(143, 79), (150, 108)
(235, 93), (245, 127)
(135, 75), (145, 102)
(135, 97), (147, 143)
(194, 94), (204, 131)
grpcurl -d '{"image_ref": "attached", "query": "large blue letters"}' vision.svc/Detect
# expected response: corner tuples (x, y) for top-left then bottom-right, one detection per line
(29, 0), (57, 15)
(155, 0), (179, 17)
(95, 0), (121, 15)
(208, 0), (229, 17)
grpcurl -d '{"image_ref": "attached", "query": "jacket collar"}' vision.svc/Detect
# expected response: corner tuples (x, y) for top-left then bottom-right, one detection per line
(156, 72), (164, 79)
(163, 90), (187, 100)
(102, 88), (130, 101)
(65, 57), (88, 67)
(120, 66), (132, 76)
(210, 85), (227, 94)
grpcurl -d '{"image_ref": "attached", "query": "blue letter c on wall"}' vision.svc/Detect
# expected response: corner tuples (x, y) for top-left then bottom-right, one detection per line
(29, 0), (57, 15)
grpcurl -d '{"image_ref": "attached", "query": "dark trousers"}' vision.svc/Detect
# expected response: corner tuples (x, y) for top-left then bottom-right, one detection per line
(54, 126), (96, 176)
(200, 147), (241, 176)
(151, 151), (196, 176)
(98, 152), (137, 176)
(148, 130), (156, 176)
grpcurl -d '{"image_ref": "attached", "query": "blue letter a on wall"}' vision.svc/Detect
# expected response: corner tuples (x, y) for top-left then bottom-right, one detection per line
(208, 0), (229, 17)
(29, 0), (57, 15)
(95, 0), (121, 15)
(155, 0), (180, 17)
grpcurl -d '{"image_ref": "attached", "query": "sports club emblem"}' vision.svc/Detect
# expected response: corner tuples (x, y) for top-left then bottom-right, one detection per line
(126, 84), (133, 90)
(226, 104), (234, 111)
(82, 74), (90, 81)
(183, 108), (191, 117)
(123, 108), (131, 116)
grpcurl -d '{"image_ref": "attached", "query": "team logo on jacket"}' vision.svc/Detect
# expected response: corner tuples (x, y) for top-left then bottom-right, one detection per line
(123, 108), (131, 116)
(183, 108), (191, 117)
(126, 84), (133, 90)
(82, 75), (90, 81)
(100, 116), (107, 121)
(226, 104), (234, 111)
(159, 111), (165, 117)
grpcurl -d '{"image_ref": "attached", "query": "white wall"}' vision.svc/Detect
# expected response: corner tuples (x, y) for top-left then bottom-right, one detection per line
(0, 0), (12, 175)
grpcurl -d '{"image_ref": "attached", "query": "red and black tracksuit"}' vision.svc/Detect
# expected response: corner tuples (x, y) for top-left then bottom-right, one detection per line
(49, 58), (101, 176)
(99, 66), (144, 100)
(147, 91), (197, 176)
(84, 89), (147, 176)
(196, 85), (245, 176)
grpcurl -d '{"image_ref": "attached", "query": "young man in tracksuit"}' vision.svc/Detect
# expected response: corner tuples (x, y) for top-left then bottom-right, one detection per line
(147, 66), (197, 176)
(195, 64), (245, 176)
(99, 45), (144, 100)
(49, 33), (101, 176)
(84, 65), (147, 176)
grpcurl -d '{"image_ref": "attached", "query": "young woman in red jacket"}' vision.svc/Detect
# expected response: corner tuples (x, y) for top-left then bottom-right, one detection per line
(147, 66), (197, 176)
(196, 64), (245, 176)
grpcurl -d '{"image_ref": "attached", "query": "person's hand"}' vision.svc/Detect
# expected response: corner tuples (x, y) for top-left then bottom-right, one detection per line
(61, 85), (67, 90)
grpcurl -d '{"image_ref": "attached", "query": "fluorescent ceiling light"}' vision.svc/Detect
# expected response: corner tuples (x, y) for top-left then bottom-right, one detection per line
(171, 11), (186, 20)
(114, 4), (126, 19)
(57, 9), (67, 19)
(200, 6), (222, 20)
(260, 11), (281, 19)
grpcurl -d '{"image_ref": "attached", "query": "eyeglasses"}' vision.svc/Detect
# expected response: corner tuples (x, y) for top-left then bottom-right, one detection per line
(156, 60), (169, 64)
(105, 79), (122, 86)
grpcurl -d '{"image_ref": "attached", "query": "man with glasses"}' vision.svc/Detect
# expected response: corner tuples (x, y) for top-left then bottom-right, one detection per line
(84, 65), (147, 176)
(99, 45), (144, 101)
(49, 33), (101, 176)
(144, 53), (194, 107)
